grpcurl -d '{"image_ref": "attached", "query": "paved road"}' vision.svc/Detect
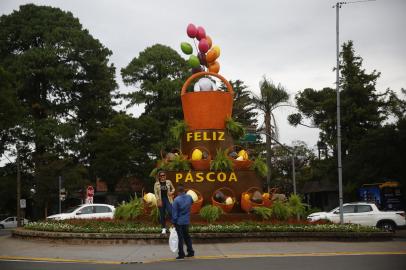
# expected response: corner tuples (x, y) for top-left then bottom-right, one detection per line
(1, 254), (405, 270)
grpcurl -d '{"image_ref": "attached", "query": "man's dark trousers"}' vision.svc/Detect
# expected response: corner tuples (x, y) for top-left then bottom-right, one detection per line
(175, 224), (194, 257)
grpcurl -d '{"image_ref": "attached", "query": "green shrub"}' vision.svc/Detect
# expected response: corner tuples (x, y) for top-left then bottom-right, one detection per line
(210, 149), (233, 171)
(166, 154), (191, 171)
(271, 200), (290, 221)
(225, 117), (246, 140)
(252, 206), (273, 221)
(150, 206), (159, 224)
(287, 194), (306, 219)
(170, 120), (188, 141)
(114, 197), (144, 220)
(199, 205), (223, 223)
(250, 156), (268, 178)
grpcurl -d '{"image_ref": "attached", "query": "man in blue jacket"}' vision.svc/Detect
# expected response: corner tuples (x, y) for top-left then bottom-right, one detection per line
(172, 184), (195, 259)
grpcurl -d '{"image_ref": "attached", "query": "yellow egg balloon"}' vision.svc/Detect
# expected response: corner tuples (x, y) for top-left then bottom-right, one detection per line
(243, 194), (250, 200)
(212, 45), (221, 58)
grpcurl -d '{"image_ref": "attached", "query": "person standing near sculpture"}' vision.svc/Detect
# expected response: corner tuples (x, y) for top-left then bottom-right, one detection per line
(154, 171), (175, 234)
(172, 184), (195, 260)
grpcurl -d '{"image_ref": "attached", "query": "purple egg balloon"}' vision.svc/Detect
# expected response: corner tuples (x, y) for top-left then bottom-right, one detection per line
(192, 66), (203, 74)
(196, 26), (206, 41)
(187, 23), (197, 38)
(198, 52), (207, 66)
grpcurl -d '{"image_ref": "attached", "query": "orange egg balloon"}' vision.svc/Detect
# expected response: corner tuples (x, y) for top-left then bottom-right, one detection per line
(206, 35), (213, 49)
(208, 61), (220, 73)
(206, 49), (218, 63)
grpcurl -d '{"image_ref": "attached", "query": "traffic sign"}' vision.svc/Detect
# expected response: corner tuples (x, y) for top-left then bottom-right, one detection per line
(20, 199), (26, 209)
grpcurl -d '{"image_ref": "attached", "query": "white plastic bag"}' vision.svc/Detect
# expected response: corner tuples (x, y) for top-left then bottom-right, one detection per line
(169, 227), (178, 253)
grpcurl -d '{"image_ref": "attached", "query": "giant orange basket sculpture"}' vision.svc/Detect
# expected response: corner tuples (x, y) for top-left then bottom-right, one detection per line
(181, 72), (234, 130)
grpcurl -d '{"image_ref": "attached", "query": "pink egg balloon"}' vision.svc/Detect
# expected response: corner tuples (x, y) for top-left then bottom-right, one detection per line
(196, 26), (206, 40)
(187, 23), (197, 38)
(198, 39), (209, 53)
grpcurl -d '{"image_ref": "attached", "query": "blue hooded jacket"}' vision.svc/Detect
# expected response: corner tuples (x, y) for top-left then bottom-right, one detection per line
(172, 193), (193, 225)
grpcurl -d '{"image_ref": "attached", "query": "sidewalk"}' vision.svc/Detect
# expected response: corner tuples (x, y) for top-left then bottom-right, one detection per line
(1, 233), (406, 263)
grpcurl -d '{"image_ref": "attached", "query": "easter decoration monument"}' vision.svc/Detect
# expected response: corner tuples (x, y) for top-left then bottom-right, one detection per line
(153, 24), (277, 214)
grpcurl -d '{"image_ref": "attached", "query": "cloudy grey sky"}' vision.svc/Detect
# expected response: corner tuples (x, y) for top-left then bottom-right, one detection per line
(1, 0), (405, 150)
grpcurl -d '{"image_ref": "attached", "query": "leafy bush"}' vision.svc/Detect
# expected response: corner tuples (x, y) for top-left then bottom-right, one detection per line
(271, 200), (290, 221)
(199, 205), (223, 223)
(225, 117), (246, 140)
(150, 206), (159, 224)
(114, 197), (144, 220)
(25, 220), (380, 234)
(166, 154), (191, 171)
(170, 120), (188, 141)
(287, 194), (306, 219)
(210, 149), (233, 171)
(250, 156), (268, 178)
(252, 207), (273, 221)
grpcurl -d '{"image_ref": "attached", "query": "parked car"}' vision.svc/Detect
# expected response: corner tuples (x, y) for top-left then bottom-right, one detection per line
(0, 216), (30, 229)
(307, 202), (406, 231)
(46, 204), (115, 221)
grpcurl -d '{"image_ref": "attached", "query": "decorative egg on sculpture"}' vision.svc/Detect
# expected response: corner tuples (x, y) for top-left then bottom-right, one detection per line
(186, 190), (199, 202)
(191, 149), (203, 160)
(194, 77), (215, 91)
(225, 197), (234, 205)
(143, 193), (157, 206)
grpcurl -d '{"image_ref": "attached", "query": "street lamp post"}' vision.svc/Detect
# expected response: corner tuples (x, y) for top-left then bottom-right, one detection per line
(334, 0), (375, 224)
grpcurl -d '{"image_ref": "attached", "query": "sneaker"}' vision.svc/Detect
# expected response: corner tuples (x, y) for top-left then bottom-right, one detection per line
(161, 228), (167, 234)
(176, 256), (185, 260)
(186, 253), (194, 258)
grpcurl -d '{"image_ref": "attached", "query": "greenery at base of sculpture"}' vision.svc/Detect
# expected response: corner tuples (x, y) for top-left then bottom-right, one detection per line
(25, 220), (380, 234)
(225, 117), (246, 140)
(149, 154), (191, 177)
(250, 156), (268, 178)
(270, 200), (291, 221)
(149, 206), (160, 224)
(170, 120), (188, 142)
(210, 149), (234, 171)
(199, 205), (223, 223)
(114, 197), (144, 220)
(287, 194), (307, 219)
(252, 206), (273, 221)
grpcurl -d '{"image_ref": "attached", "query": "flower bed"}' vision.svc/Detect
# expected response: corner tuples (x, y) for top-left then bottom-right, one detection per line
(24, 219), (381, 234)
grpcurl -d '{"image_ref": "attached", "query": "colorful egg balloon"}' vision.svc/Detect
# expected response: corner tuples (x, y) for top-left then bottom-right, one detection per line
(198, 52), (207, 66)
(180, 42), (193, 55)
(196, 26), (206, 40)
(205, 35), (213, 49)
(188, 55), (200, 68)
(192, 66), (203, 74)
(187, 23), (197, 38)
(206, 49), (218, 63)
(212, 45), (221, 58)
(198, 39), (209, 53)
(208, 61), (220, 73)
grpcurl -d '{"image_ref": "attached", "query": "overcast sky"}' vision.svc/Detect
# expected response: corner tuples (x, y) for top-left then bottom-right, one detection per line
(1, 0), (405, 151)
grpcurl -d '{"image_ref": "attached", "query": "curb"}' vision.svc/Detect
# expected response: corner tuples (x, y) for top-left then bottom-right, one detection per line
(12, 228), (393, 244)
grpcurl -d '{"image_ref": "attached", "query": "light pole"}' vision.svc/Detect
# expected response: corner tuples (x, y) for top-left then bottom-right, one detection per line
(334, 0), (375, 224)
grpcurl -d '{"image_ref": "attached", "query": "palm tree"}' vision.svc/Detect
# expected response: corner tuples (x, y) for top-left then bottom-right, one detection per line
(251, 77), (289, 191)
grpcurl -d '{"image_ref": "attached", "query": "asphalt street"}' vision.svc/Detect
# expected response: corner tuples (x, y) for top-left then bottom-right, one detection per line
(1, 255), (406, 270)
(0, 229), (11, 237)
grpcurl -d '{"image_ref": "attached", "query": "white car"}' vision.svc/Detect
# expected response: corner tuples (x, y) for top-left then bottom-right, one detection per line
(0, 216), (29, 229)
(47, 204), (115, 221)
(307, 202), (406, 231)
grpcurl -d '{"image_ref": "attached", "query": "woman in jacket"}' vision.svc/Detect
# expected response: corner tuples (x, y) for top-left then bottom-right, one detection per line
(154, 171), (175, 234)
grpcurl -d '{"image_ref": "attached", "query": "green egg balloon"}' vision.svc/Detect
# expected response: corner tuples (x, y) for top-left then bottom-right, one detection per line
(188, 55), (200, 68)
(181, 42), (193, 55)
